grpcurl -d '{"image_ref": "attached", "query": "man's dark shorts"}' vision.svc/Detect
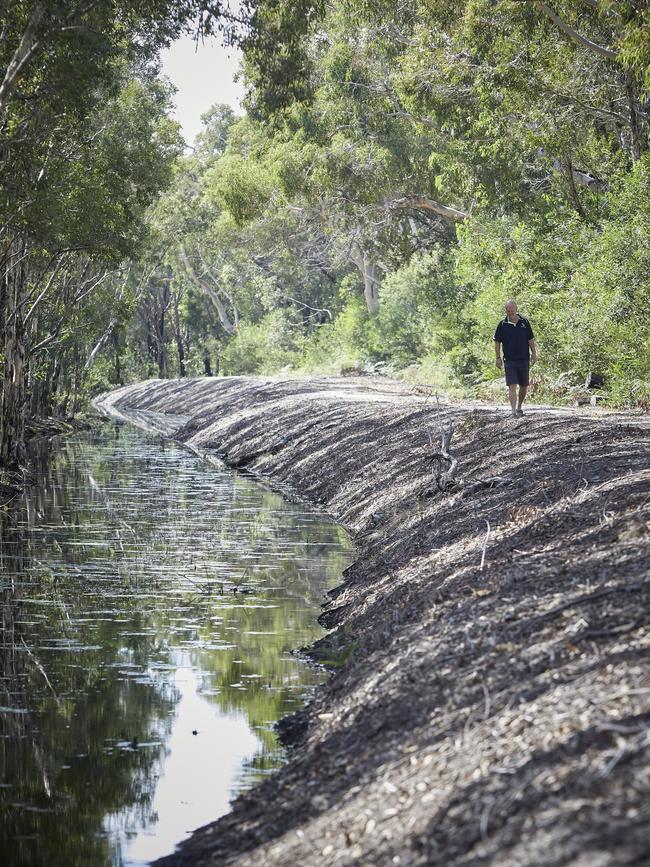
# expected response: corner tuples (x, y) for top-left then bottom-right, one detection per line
(504, 359), (530, 386)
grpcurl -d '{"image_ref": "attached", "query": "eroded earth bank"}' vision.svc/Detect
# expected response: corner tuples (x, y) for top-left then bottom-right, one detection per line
(95, 376), (650, 867)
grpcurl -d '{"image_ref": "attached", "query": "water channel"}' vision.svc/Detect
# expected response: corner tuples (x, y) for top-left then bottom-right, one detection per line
(0, 421), (353, 866)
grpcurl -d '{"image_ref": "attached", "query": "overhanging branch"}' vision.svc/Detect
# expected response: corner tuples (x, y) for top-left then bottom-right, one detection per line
(390, 196), (468, 222)
(0, 3), (45, 114)
(534, 1), (617, 60)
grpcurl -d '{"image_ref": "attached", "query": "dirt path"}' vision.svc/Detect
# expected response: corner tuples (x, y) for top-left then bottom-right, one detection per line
(96, 375), (650, 867)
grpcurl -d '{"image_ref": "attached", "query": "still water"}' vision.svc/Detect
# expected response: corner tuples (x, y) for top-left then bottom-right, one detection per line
(0, 422), (353, 866)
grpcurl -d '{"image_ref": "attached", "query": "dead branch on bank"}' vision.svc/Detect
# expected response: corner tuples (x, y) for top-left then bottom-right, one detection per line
(426, 415), (511, 500)
(431, 417), (458, 491)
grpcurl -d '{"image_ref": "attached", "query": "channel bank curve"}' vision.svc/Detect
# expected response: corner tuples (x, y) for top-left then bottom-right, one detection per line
(95, 375), (650, 867)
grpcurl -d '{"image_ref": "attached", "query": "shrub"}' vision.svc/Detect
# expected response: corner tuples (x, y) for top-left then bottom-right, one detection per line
(220, 310), (305, 374)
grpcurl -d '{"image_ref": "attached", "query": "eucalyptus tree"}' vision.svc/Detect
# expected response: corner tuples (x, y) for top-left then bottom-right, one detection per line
(14, 0), (644, 402)
(239, 0), (649, 229)
(0, 0), (323, 469)
(0, 2), (197, 467)
(128, 102), (350, 378)
(127, 104), (242, 379)
(224, 0), (650, 393)
(226, 1), (472, 315)
(200, 116), (345, 317)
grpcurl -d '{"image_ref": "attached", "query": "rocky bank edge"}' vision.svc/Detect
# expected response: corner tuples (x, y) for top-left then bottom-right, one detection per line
(95, 376), (650, 867)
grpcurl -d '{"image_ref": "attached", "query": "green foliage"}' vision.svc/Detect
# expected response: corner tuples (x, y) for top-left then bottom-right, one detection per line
(241, 0), (326, 117)
(220, 310), (307, 374)
(565, 155), (650, 402)
(35, 75), (183, 259)
(618, 2), (650, 96)
(7, 0), (650, 425)
(365, 250), (457, 367)
(301, 292), (371, 372)
(206, 151), (277, 225)
(450, 155), (650, 403)
(115, 0), (650, 409)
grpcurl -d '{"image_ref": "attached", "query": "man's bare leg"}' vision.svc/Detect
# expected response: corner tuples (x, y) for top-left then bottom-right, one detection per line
(508, 384), (518, 413)
(517, 386), (528, 409)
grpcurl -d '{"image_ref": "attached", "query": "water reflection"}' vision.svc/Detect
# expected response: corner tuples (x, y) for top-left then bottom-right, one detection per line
(0, 422), (352, 865)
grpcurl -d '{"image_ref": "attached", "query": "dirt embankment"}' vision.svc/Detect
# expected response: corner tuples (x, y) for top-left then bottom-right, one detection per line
(96, 376), (650, 867)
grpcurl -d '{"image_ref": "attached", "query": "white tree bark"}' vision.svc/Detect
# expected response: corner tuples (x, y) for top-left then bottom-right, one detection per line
(389, 196), (468, 222)
(533, 2), (617, 60)
(0, 4), (45, 115)
(180, 248), (237, 335)
(85, 316), (118, 371)
(350, 244), (380, 314)
(196, 245), (240, 329)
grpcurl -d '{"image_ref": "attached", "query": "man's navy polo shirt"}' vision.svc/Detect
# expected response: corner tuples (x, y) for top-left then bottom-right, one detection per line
(493, 316), (534, 361)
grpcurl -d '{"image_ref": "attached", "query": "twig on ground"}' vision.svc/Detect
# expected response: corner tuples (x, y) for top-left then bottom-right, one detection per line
(509, 580), (649, 638)
(480, 520), (491, 571)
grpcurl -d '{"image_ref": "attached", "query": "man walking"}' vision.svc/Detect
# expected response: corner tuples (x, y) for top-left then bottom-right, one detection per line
(494, 300), (537, 417)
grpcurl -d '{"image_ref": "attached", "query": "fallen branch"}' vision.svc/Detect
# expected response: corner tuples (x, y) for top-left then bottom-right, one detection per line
(432, 418), (458, 491)
(480, 520), (491, 571)
(423, 412), (513, 501)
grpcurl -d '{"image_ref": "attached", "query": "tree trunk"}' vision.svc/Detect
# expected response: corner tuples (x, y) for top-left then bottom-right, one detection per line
(28, 310), (41, 417)
(362, 253), (380, 315)
(625, 73), (642, 162)
(350, 245), (380, 314)
(28, 353), (43, 418)
(85, 316), (118, 372)
(50, 356), (62, 415)
(0, 238), (28, 469)
(173, 292), (186, 377)
(112, 331), (123, 385)
(0, 4), (45, 116)
(155, 284), (169, 378)
(183, 322), (190, 363)
(70, 346), (82, 418)
(180, 248), (237, 335)
(175, 333), (186, 377)
(562, 156), (587, 219)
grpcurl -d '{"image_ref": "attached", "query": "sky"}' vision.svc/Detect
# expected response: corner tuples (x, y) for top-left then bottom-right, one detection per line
(159, 35), (245, 147)
(118, 667), (259, 865)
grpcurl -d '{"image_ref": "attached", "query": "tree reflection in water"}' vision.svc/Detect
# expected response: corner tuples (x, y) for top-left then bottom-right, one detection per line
(0, 423), (352, 866)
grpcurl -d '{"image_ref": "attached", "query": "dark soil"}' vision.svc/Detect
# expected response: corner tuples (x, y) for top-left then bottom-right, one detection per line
(96, 375), (650, 867)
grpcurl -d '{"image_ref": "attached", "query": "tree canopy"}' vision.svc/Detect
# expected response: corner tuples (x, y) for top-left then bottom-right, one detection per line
(2, 0), (650, 469)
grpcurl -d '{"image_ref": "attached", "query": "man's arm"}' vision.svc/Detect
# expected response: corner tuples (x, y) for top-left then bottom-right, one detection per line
(529, 338), (537, 364)
(495, 341), (503, 368)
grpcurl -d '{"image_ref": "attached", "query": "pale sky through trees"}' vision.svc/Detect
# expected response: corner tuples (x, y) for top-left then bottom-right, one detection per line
(160, 35), (245, 146)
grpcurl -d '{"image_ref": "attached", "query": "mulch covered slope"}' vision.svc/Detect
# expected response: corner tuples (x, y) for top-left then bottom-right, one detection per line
(98, 376), (650, 867)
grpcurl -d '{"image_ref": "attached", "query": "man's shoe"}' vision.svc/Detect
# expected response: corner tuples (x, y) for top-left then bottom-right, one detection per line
(516, 408), (524, 417)
(511, 410), (518, 418)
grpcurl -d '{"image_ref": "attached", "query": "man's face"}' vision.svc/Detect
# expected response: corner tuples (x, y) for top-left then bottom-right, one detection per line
(505, 302), (518, 320)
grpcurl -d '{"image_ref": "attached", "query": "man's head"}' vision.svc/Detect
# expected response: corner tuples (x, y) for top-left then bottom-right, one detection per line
(505, 299), (518, 320)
